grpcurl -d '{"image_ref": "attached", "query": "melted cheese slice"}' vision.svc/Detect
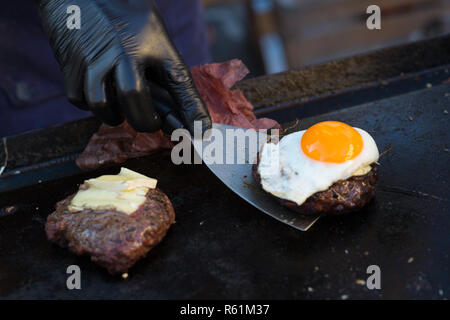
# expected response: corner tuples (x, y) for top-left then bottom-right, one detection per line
(352, 165), (372, 176)
(68, 168), (157, 215)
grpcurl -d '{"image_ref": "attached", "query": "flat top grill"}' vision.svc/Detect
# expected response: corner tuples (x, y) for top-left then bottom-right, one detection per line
(0, 36), (449, 299)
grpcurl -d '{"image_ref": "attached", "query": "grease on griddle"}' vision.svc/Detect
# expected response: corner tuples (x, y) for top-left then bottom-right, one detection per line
(0, 205), (17, 217)
(379, 145), (393, 158)
(243, 178), (264, 194)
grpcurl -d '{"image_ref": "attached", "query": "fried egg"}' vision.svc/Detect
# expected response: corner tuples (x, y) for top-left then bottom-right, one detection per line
(257, 121), (379, 205)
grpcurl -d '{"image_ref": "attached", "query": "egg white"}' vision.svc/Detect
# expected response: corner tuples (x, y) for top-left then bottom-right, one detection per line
(257, 128), (379, 205)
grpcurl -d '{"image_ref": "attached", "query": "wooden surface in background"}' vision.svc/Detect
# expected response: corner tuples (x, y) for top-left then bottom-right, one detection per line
(202, 0), (450, 71)
(276, 0), (450, 68)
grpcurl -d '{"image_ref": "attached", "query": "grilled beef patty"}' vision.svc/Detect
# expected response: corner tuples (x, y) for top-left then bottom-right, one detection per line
(253, 159), (378, 216)
(46, 188), (175, 274)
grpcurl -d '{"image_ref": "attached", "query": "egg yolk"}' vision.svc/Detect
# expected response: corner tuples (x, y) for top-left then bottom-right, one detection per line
(301, 121), (363, 163)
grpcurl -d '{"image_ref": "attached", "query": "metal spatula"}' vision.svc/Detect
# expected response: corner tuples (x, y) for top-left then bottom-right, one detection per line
(194, 123), (320, 231)
(153, 89), (320, 231)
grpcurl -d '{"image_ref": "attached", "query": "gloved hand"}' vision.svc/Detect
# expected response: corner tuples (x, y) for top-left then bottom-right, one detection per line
(37, 0), (211, 134)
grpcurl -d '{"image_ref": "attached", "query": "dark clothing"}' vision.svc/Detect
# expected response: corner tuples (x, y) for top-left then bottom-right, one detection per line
(0, 0), (209, 137)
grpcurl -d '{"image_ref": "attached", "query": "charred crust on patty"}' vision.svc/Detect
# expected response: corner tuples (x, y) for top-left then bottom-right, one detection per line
(252, 155), (378, 216)
(45, 188), (175, 275)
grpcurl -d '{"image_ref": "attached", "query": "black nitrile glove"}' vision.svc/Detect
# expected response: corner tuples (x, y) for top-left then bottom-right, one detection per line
(37, 0), (211, 134)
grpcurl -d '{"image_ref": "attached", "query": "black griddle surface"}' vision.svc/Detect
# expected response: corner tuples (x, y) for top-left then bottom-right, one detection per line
(1, 82), (449, 299)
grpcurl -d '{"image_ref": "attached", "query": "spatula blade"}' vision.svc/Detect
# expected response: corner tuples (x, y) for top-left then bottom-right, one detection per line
(194, 123), (320, 231)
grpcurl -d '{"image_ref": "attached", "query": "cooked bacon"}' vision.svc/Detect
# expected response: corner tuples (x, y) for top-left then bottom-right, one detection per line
(75, 123), (172, 170)
(191, 59), (280, 130)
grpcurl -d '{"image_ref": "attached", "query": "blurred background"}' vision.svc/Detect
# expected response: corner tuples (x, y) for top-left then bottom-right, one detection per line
(2, 0), (450, 138)
(203, 0), (450, 77)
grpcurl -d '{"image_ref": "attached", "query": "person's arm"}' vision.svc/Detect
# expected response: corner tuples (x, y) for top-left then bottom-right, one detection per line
(35, 0), (211, 134)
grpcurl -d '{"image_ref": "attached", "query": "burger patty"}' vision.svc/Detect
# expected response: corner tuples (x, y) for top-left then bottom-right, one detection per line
(253, 159), (378, 216)
(45, 188), (175, 274)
